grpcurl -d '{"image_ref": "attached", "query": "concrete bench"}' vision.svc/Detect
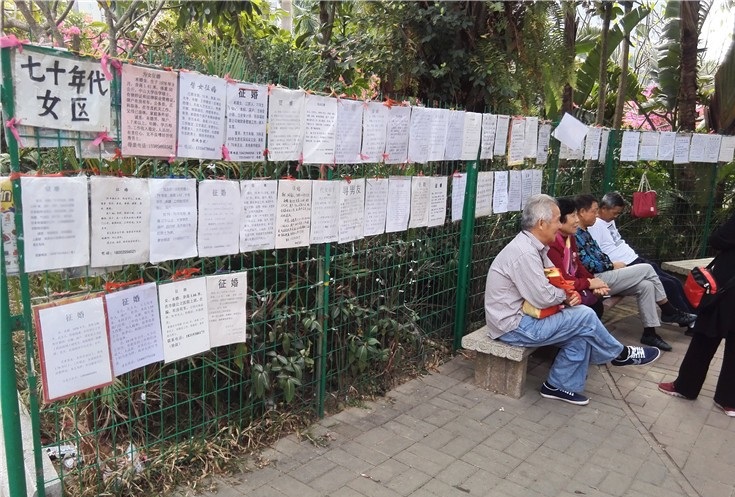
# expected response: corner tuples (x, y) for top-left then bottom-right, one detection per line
(661, 258), (713, 277)
(462, 296), (624, 398)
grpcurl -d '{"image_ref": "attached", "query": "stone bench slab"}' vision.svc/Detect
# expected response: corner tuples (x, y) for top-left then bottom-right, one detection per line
(662, 258), (713, 277)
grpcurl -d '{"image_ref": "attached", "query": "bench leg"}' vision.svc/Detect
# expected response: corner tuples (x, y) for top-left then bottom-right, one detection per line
(475, 353), (529, 399)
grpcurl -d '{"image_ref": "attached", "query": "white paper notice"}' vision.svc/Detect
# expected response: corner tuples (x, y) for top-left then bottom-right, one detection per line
(460, 112), (483, 161)
(225, 82), (268, 161)
(158, 278), (210, 363)
(361, 101), (389, 163)
(598, 129), (610, 163)
(428, 177), (448, 227)
(551, 113), (588, 150)
(240, 180), (278, 252)
(507, 170), (522, 212)
(310, 181), (340, 244)
(384, 105), (411, 164)
(657, 131), (676, 161)
(619, 131), (640, 162)
(21, 176), (89, 272)
(206, 272), (247, 348)
(408, 176), (431, 229)
(584, 127), (602, 160)
(177, 72), (227, 160)
(493, 115), (511, 157)
(531, 169), (543, 196)
(475, 171), (494, 218)
(149, 178), (197, 264)
(560, 143), (583, 160)
(267, 87), (306, 161)
(275, 180), (312, 249)
(303, 94), (338, 164)
(688, 133), (707, 163)
(408, 106), (432, 164)
(1, 178), (18, 275)
(363, 178), (389, 237)
(338, 178), (365, 243)
(719, 135), (735, 163)
(521, 170), (533, 209)
(428, 108), (450, 162)
(444, 111), (465, 161)
(492, 171), (509, 214)
(197, 180), (240, 257)
(105, 282), (164, 376)
(121, 64), (178, 157)
(335, 99), (364, 164)
(451, 174), (467, 222)
(385, 176), (411, 233)
(638, 132), (659, 161)
(704, 134), (722, 164)
(508, 117), (526, 166)
(480, 114), (498, 160)
(674, 134), (692, 164)
(90, 177), (149, 267)
(536, 124), (551, 165)
(523, 117), (539, 159)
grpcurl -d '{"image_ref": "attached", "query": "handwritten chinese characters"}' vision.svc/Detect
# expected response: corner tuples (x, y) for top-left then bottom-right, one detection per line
(177, 72), (227, 160)
(197, 180), (241, 257)
(158, 278), (210, 363)
(240, 180), (278, 252)
(206, 272), (248, 347)
(225, 82), (268, 161)
(149, 178), (198, 263)
(267, 87), (306, 161)
(275, 180), (312, 249)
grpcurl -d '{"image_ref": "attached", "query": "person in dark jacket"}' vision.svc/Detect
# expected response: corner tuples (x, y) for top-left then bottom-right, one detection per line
(659, 210), (735, 416)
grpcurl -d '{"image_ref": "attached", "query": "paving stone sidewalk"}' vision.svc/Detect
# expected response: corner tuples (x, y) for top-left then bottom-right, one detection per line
(186, 299), (735, 497)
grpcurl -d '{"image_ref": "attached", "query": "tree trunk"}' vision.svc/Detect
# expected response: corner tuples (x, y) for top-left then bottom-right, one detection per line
(595, 1), (612, 126)
(560, 1), (577, 116)
(613, 1), (633, 129)
(678, 0), (699, 131)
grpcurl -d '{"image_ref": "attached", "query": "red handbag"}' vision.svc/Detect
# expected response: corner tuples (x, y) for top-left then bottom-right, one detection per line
(631, 172), (657, 218)
(684, 265), (718, 309)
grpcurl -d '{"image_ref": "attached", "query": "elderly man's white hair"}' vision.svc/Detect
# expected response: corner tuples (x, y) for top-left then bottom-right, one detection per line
(521, 194), (558, 231)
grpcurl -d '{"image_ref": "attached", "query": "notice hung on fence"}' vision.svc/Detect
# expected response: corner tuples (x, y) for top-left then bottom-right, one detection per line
(335, 99), (364, 164)
(444, 111), (465, 161)
(1, 178), (18, 274)
(90, 177), (150, 267)
(363, 178), (389, 237)
(159, 278), (210, 363)
(657, 131), (676, 161)
(480, 114), (498, 160)
(34, 294), (113, 402)
(225, 82), (268, 161)
(460, 112), (483, 161)
(638, 132), (660, 161)
(240, 180), (278, 252)
(428, 108), (449, 162)
(275, 179), (312, 249)
(267, 87), (306, 161)
(408, 176), (431, 229)
(521, 170), (533, 209)
(361, 101), (389, 163)
(177, 72), (227, 160)
(428, 177), (448, 227)
(339, 178), (366, 243)
(149, 178), (198, 264)
(524, 117), (539, 159)
(493, 115), (510, 157)
(598, 129), (610, 163)
(197, 180), (241, 257)
(384, 105), (411, 164)
(303, 94), (338, 164)
(451, 173), (467, 222)
(408, 106), (432, 164)
(121, 64), (178, 157)
(507, 117), (526, 166)
(719, 135), (735, 163)
(105, 282), (163, 376)
(688, 133), (707, 163)
(310, 180), (340, 244)
(536, 123), (551, 165)
(674, 134), (692, 164)
(584, 127), (602, 161)
(704, 134), (722, 164)
(21, 176), (90, 272)
(619, 131), (640, 162)
(507, 170), (522, 212)
(531, 169), (543, 196)
(13, 49), (111, 132)
(475, 171), (493, 218)
(206, 272), (247, 347)
(492, 171), (509, 214)
(385, 176), (411, 233)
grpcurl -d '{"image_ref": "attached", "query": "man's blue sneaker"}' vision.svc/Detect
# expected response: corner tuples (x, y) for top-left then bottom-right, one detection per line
(610, 346), (661, 366)
(539, 382), (589, 405)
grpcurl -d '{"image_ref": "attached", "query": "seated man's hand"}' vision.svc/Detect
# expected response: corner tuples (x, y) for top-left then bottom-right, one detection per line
(593, 287), (610, 297)
(588, 277), (607, 289)
(612, 261), (626, 269)
(564, 291), (581, 307)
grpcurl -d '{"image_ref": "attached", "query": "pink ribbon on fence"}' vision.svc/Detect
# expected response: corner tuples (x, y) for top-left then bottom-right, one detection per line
(359, 153), (370, 161)
(168, 155), (175, 164)
(5, 118), (23, 147)
(100, 54), (122, 81)
(222, 144), (231, 161)
(0, 35), (24, 51)
(223, 74), (236, 84)
(91, 131), (113, 147)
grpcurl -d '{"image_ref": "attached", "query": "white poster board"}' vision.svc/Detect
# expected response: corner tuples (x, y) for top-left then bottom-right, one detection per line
(225, 82), (268, 161)
(206, 272), (248, 347)
(159, 278), (210, 363)
(275, 180), (312, 249)
(240, 180), (278, 252)
(149, 178), (198, 263)
(177, 72), (227, 159)
(303, 94), (338, 164)
(267, 87), (306, 161)
(197, 180), (241, 257)
(338, 178), (365, 243)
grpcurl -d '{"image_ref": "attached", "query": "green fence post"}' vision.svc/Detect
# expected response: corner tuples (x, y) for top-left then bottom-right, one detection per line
(316, 168), (332, 418)
(547, 138), (560, 197)
(602, 130), (620, 193)
(700, 163), (719, 257)
(1, 226), (29, 497)
(453, 156), (479, 351)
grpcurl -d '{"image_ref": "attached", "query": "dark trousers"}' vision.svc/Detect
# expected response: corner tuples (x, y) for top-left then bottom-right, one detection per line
(631, 256), (694, 312)
(674, 328), (735, 407)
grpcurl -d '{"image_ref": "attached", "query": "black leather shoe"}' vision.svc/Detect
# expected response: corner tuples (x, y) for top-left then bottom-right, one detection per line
(660, 310), (697, 327)
(641, 334), (672, 351)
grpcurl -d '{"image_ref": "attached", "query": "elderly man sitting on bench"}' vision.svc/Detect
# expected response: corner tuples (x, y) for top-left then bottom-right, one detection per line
(485, 194), (660, 406)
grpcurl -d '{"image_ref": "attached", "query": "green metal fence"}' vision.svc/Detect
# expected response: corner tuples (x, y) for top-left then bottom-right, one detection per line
(1, 44), (732, 497)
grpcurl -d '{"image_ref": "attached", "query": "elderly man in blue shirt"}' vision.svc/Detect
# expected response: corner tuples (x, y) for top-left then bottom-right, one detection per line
(484, 194), (660, 406)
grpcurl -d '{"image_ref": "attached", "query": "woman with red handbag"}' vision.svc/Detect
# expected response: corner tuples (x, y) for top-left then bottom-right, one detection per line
(659, 210), (735, 416)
